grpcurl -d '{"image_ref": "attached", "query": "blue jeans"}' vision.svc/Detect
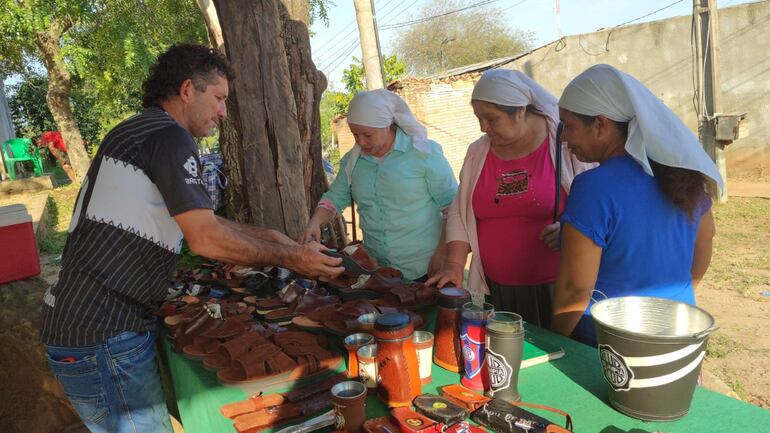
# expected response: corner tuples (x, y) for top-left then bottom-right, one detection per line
(46, 331), (172, 433)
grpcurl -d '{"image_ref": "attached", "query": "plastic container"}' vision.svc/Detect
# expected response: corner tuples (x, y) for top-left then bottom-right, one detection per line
(0, 204), (40, 284)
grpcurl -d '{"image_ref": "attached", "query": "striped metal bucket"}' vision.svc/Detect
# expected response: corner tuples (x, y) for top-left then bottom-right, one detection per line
(590, 296), (718, 421)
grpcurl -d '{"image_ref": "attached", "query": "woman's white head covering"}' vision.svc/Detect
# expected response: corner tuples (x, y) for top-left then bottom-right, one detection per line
(559, 64), (723, 187)
(347, 88), (431, 153)
(471, 69), (560, 132)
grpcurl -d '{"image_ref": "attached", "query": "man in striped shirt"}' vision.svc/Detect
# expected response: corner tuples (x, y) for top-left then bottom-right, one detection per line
(40, 44), (343, 433)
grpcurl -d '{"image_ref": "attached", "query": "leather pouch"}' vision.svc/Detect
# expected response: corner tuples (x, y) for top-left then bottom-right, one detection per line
(470, 398), (574, 433)
(363, 416), (404, 433)
(391, 407), (443, 433)
(412, 394), (468, 426)
(439, 384), (491, 412)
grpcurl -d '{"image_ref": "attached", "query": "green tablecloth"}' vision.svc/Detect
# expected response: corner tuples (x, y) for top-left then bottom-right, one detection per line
(160, 311), (770, 433)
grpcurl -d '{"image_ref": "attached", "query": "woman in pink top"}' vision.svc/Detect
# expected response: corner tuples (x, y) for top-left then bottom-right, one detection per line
(427, 69), (594, 327)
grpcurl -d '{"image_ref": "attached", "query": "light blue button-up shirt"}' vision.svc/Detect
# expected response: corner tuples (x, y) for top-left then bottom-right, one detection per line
(322, 128), (458, 280)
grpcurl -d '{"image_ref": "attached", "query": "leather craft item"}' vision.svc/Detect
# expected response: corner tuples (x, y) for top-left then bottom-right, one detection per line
(412, 394), (468, 426)
(363, 416), (405, 433)
(220, 393), (285, 419)
(373, 313), (422, 407)
(433, 288), (471, 372)
(391, 407), (443, 433)
(470, 399), (574, 433)
(439, 384), (491, 412)
(232, 391), (332, 433)
(331, 381), (368, 433)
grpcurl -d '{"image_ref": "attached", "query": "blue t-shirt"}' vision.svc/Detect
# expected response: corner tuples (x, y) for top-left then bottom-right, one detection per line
(561, 155), (711, 346)
(561, 155), (710, 345)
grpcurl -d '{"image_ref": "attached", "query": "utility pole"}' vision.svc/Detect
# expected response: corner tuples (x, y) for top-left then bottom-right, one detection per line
(693, 0), (727, 202)
(354, 0), (385, 89)
(554, 0), (563, 39)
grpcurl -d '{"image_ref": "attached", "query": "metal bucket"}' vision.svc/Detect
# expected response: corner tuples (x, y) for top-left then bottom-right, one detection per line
(590, 296), (718, 421)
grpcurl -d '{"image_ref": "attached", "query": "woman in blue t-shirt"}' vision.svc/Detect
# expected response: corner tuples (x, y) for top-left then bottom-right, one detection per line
(550, 64), (723, 346)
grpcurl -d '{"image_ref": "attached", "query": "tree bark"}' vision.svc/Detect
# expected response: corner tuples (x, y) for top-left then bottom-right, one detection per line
(278, 3), (328, 211)
(195, 0), (225, 50)
(34, 16), (90, 183)
(212, 0), (310, 238)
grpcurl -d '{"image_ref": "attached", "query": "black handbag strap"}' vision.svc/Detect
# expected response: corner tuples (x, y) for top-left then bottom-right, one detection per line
(553, 121), (564, 224)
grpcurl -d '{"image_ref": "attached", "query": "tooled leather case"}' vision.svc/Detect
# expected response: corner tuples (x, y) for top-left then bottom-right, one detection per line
(471, 398), (570, 433)
(412, 394), (468, 426)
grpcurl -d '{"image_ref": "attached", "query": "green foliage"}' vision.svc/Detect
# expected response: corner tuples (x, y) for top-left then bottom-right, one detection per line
(309, 0), (333, 27)
(69, 0), (208, 134)
(329, 54), (408, 116)
(7, 74), (57, 136)
(392, 0), (534, 75)
(0, 0), (93, 76)
(1, 0), (207, 148)
(8, 73), (103, 153)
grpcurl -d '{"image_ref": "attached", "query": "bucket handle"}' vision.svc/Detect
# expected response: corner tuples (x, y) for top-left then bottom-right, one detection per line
(590, 289), (608, 304)
(694, 323), (720, 340)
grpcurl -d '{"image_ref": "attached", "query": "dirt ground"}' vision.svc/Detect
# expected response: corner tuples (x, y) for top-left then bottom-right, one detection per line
(0, 188), (768, 433)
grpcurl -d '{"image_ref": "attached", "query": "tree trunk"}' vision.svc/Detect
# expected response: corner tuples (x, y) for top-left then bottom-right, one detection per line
(34, 17), (90, 183)
(194, 0), (249, 223)
(278, 2), (328, 211)
(195, 0), (225, 50)
(212, 0), (310, 238)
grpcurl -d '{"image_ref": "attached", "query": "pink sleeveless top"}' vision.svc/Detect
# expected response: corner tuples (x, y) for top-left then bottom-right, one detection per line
(472, 137), (565, 285)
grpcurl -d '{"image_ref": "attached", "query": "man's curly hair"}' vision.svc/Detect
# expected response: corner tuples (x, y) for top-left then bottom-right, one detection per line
(142, 43), (235, 108)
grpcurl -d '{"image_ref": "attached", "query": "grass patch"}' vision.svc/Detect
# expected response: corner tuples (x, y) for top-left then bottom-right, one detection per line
(707, 197), (770, 297)
(706, 334), (741, 358)
(37, 184), (79, 256)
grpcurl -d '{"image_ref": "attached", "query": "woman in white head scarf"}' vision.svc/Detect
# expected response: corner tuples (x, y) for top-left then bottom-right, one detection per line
(427, 69), (594, 328)
(551, 64), (719, 346)
(302, 89), (457, 281)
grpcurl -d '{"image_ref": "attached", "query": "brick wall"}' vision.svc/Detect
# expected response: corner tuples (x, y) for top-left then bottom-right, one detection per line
(330, 78), (481, 179)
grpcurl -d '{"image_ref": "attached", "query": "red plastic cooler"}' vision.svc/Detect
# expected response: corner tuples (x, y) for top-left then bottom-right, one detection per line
(0, 204), (41, 284)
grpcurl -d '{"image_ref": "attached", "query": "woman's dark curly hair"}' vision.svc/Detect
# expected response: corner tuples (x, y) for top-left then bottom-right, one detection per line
(575, 113), (707, 219)
(142, 43), (236, 108)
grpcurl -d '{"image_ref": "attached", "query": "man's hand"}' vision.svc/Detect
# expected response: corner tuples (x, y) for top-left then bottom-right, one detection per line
(539, 222), (561, 251)
(287, 241), (344, 280)
(264, 229), (297, 247)
(425, 261), (464, 289)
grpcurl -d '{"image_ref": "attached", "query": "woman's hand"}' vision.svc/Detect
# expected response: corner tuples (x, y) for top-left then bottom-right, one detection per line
(300, 223), (322, 244)
(539, 222), (561, 250)
(427, 249), (446, 277)
(425, 261), (464, 289)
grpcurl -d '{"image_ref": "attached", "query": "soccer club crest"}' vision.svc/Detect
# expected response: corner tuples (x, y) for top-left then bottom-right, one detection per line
(598, 344), (633, 391)
(461, 332), (485, 379)
(486, 348), (512, 392)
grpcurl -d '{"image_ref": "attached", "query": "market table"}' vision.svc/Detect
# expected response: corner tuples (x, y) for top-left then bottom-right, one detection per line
(159, 310), (770, 433)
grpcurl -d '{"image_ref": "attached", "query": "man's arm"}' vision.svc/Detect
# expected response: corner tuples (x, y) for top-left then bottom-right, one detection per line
(216, 216), (295, 246)
(175, 209), (343, 279)
(550, 223), (602, 337)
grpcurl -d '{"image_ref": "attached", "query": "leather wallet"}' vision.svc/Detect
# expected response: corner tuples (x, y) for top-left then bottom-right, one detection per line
(439, 384), (491, 412)
(391, 407), (443, 433)
(412, 394), (468, 426)
(470, 398), (573, 433)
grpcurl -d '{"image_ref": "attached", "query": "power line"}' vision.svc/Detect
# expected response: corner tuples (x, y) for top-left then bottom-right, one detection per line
(380, 0), (530, 30)
(615, 0), (685, 28)
(315, 0), (405, 63)
(318, 0), (417, 72)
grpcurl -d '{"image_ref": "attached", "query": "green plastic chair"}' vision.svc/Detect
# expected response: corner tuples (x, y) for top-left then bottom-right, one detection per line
(2, 138), (44, 180)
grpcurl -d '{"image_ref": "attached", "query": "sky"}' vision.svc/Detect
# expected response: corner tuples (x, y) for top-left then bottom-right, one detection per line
(309, 0), (755, 88)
